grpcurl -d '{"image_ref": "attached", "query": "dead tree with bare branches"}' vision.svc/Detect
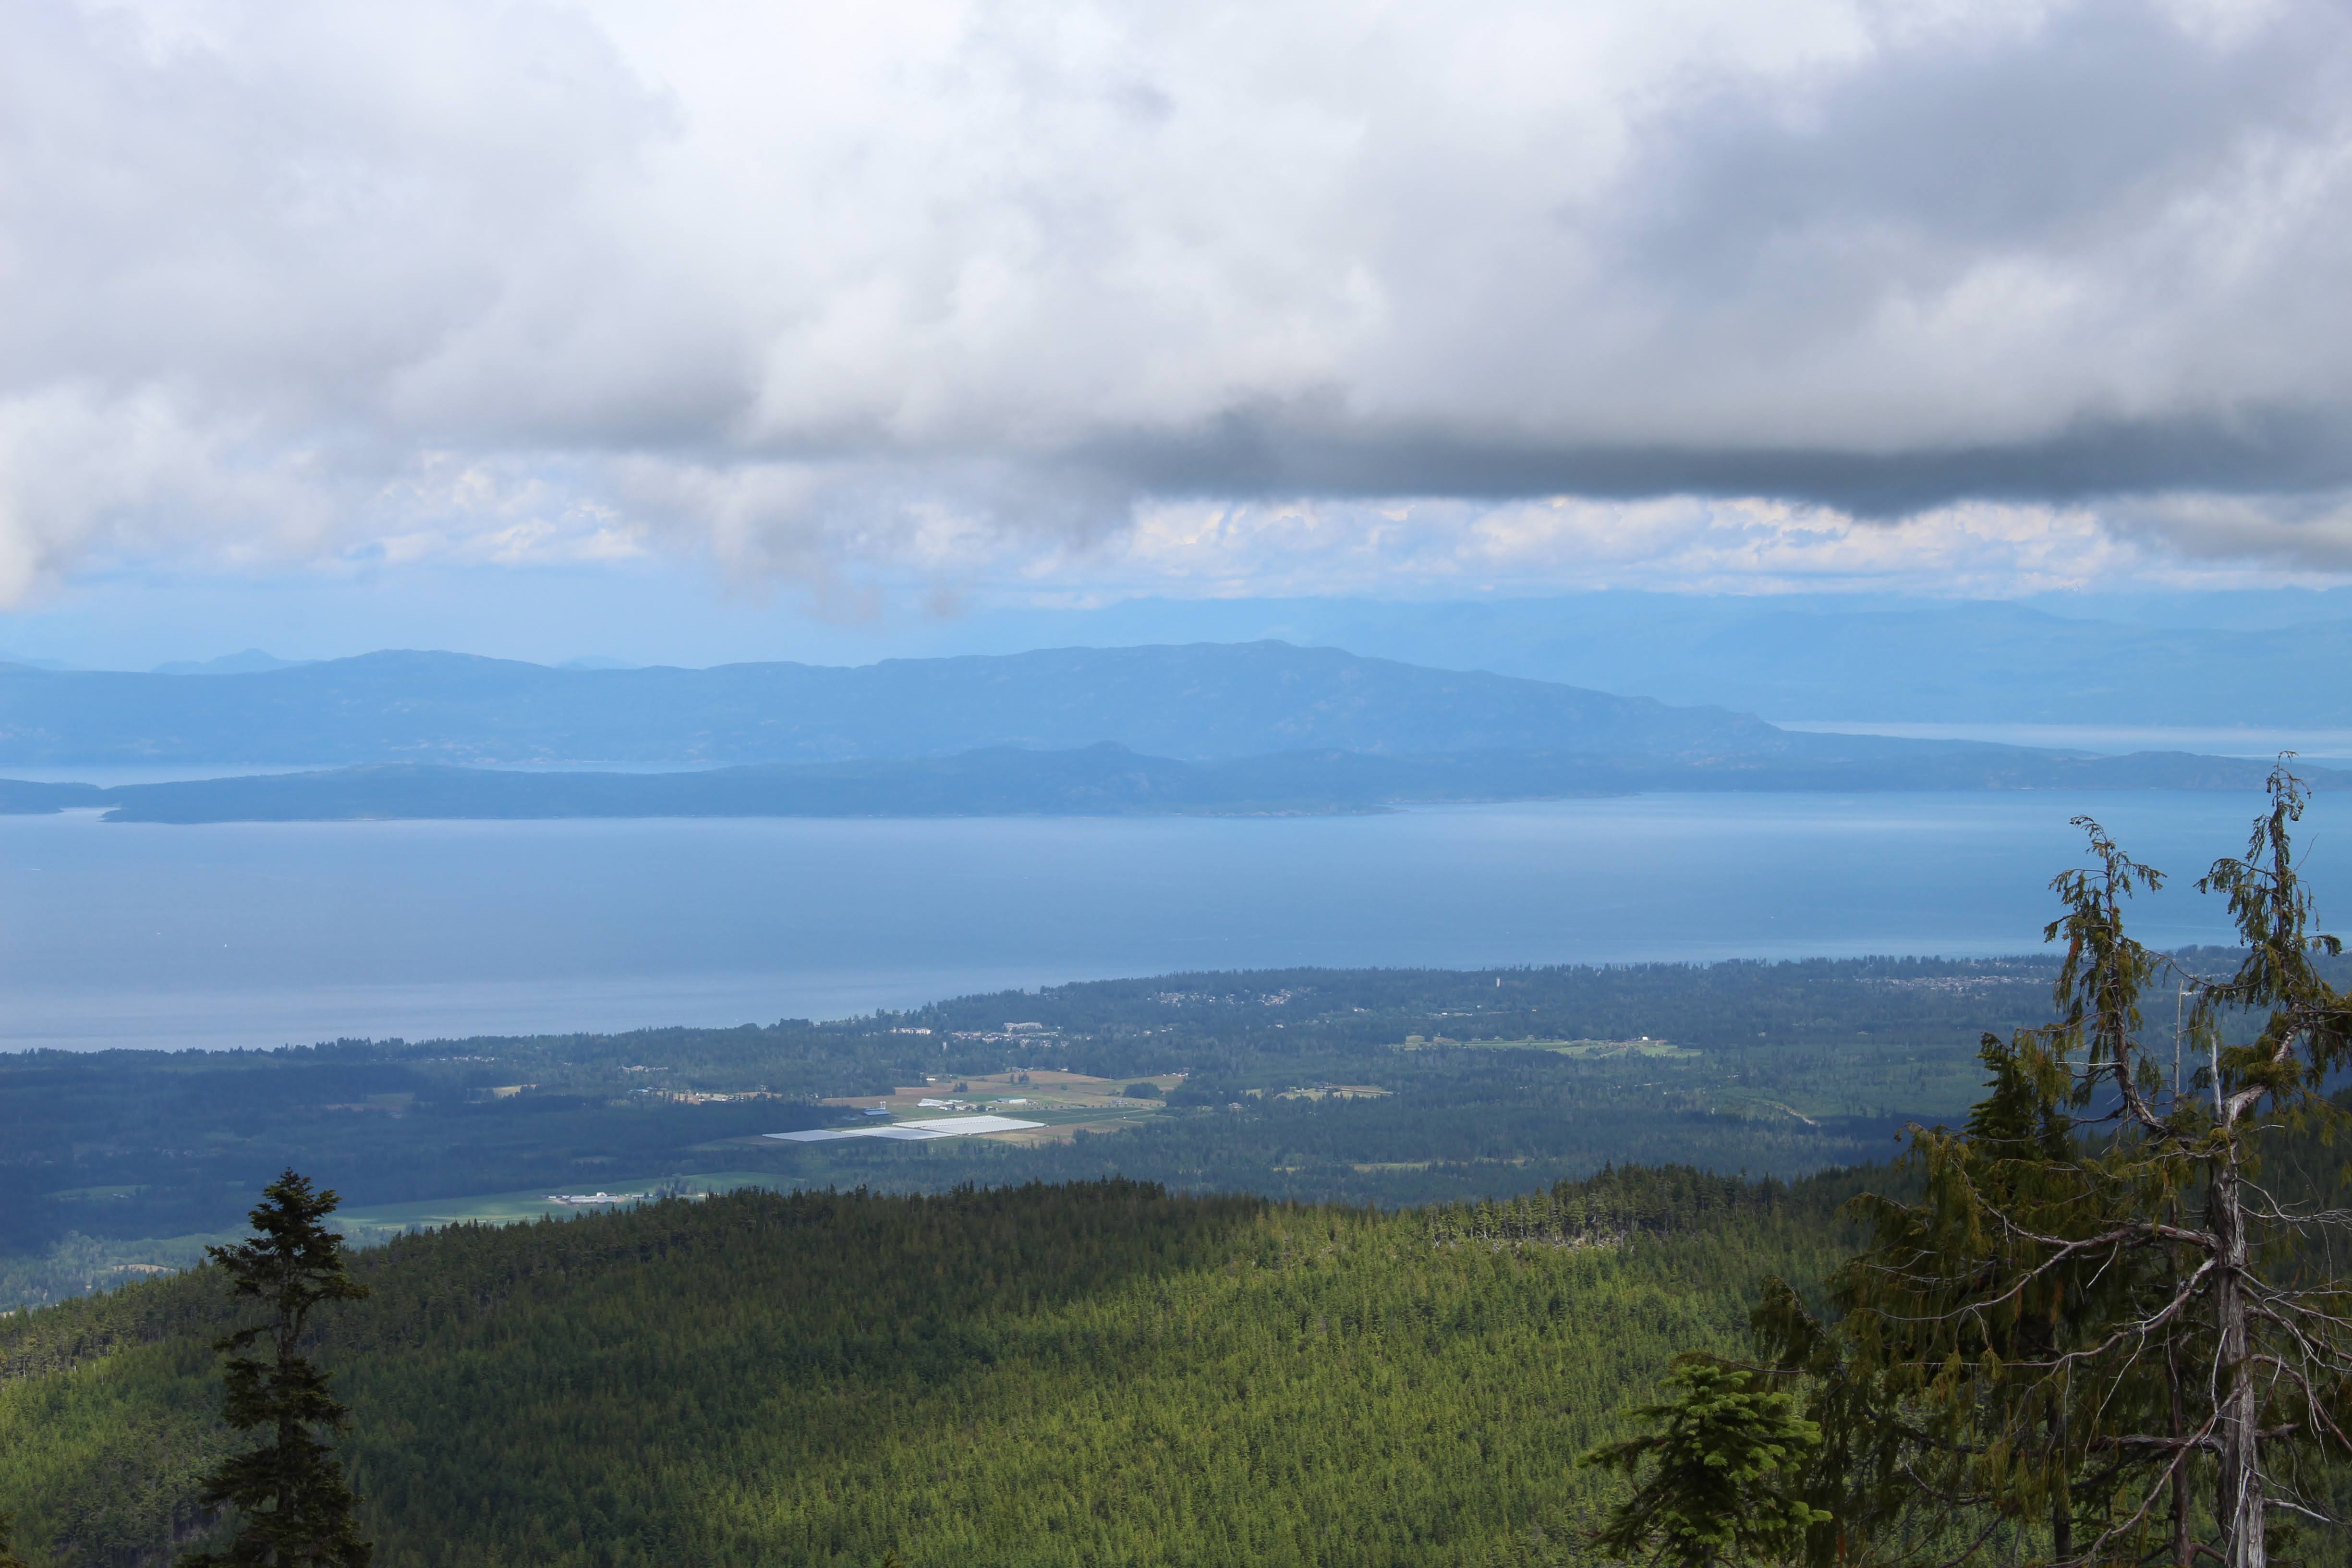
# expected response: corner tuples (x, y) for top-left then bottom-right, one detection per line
(1594, 765), (2352, 1568)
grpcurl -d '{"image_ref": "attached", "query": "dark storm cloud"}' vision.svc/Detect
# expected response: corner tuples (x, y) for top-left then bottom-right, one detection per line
(1078, 401), (2352, 518)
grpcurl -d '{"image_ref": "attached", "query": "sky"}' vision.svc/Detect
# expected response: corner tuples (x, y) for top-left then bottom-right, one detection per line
(7, 0), (2352, 664)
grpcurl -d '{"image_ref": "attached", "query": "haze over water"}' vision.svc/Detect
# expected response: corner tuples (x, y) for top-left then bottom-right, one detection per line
(4, 790), (2341, 1053)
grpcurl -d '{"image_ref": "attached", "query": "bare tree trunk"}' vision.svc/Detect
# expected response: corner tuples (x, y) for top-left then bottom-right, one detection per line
(2049, 1405), (2073, 1565)
(2212, 1158), (2265, 1568)
(2170, 1336), (2192, 1568)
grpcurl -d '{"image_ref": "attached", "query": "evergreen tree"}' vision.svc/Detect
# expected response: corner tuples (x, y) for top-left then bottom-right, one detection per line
(1583, 1359), (1829, 1568)
(182, 1169), (372, 1568)
(1596, 765), (2352, 1567)
(0, 1510), (27, 1568)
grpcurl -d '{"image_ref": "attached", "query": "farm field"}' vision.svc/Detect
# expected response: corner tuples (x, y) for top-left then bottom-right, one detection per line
(1406, 1035), (1702, 1059)
(811, 1068), (1181, 1145)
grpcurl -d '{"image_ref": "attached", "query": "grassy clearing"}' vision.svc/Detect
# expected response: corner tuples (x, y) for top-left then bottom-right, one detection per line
(1402, 1036), (1703, 1059)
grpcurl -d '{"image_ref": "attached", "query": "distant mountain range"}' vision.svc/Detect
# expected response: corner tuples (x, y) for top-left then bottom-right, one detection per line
(1298, 597), (2352, 727)
(0, 642), (1781, 766)
(764, 592), (2352, 728)
(0, 641), (2329, 820)
(147, 648), (310, 676)
(24, 587), (2352, 728)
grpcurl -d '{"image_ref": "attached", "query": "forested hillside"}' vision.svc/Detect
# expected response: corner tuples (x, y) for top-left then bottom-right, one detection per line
(0, 1171), (1850, 1568)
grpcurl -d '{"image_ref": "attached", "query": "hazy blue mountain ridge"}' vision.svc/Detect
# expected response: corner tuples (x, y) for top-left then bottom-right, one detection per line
(24, 588), (2352, 725)
(816, 594), (2352, 726)
(0, 641), (1778, 766)
(0, 639), (2331, 821)
(149, 648), (310, 675)
(1307, 598), (2352, 724)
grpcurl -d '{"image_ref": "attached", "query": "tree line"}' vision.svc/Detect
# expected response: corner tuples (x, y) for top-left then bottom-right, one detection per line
(1594, 767), (2352, 1566)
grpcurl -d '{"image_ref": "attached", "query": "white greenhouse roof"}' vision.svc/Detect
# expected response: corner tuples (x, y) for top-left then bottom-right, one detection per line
(765, 1113), (1043, 1143)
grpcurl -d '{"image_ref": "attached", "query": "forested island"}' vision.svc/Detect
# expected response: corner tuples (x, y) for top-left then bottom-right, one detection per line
(0, 742), (2333, 825)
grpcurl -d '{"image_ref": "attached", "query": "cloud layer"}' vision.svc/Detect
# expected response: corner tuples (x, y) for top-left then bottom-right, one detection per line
(5, 0), (2352, 599)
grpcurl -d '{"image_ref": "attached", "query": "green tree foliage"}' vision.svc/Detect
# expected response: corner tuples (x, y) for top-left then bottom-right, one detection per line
(182, 1170), (372, 1568)
(0, 1511), (27, 1568)
(1600, 766), (2352, 1567)
(1584, 1360), (1829, 1568)
(1, 1173), (1851, 1567)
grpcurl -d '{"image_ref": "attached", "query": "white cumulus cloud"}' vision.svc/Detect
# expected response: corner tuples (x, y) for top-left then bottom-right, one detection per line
(3, 0), (2351, 600)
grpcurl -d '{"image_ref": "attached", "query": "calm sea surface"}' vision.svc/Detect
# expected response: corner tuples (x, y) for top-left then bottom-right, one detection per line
(3, 791), (2345, 1052)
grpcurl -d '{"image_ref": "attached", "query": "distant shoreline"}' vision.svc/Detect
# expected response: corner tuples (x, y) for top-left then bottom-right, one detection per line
(0, 741), (2337, 825)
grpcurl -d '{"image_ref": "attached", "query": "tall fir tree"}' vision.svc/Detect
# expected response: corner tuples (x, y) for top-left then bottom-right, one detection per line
(1583, 1359), (1830, 1568)
(182, 1168), (373, 1568)
(1594, 765), (2352, 1568)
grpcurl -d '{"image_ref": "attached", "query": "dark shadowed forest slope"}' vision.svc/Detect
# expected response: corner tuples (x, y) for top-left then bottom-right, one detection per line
(0, 1172), (1851, 1568)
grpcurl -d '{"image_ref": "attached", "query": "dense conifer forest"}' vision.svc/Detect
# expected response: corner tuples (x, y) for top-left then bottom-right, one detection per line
(0, 1170), (1852, 1567)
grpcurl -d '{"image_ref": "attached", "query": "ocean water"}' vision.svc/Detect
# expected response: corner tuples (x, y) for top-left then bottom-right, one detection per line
(1772, 720), (2352, 764)
(2, 790), (2344, 1052)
